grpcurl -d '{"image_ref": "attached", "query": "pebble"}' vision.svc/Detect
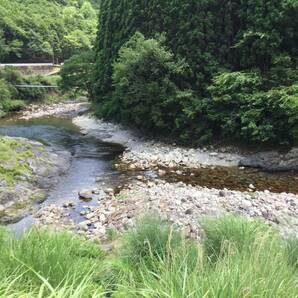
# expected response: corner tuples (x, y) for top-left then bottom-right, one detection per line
(79, 189), (93, 200)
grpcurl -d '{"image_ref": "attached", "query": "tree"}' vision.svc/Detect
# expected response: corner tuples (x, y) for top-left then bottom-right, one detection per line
(59, 50), (94, 95)
(106, 32), (196, 139)
(92, 0), (298, 145)
(0, 0), (98, 62)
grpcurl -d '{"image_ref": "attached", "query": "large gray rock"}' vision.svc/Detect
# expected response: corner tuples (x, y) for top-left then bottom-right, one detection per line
(0, 137), (71, 223)
(240, 148), (298, 171)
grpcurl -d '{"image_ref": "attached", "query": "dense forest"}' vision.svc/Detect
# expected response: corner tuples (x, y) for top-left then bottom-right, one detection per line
(0, 0), (97, 62)
(90, 0), (298, 146)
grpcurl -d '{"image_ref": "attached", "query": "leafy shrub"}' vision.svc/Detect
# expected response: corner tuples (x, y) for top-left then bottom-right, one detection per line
(1, 99), (25, 112)
(207, 72), (298, 145)
(16, 75), (49, 101)
(0, 67), (58, 105)
(0, 78), (11, 102)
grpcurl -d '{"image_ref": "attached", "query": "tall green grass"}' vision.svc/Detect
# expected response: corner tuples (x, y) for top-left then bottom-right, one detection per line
(0, 227), (105, 297)
(0, 215), (297, 297)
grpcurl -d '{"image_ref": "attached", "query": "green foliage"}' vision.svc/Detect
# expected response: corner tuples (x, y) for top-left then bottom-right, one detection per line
(120, 213), (182, 268)
(0, 30), (9, 61)
(103, 214), (298, 297)
(0, 67), (60, 116)
(0, 0), (98, 62)
(201, 214), (271, 261)
(207, 72), (298, 144)
(0, 228), (104, 296)
(94, 0), (298, 146)
(59, 50), (94, 95)
(0, 76), (25, 117)
(0, 78), (11, 102)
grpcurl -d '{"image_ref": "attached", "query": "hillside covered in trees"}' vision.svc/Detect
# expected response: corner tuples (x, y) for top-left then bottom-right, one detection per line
(0, 0), (97, 62)
(92, 0), (298, 146)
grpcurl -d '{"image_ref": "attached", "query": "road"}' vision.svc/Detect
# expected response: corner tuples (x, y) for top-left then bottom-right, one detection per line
(0, 63), (60, 67)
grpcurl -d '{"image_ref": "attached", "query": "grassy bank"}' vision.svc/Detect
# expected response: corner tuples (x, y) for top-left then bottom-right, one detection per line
(0, 214), (297, 297)
(0, 137), (33, 186)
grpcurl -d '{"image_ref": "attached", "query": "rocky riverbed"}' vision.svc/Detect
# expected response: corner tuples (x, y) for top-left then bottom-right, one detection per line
(34, 177), (298, 242)
(20, 100), (89, 120)
(3, 102), (297, 242)
(0, 137), (71, 223)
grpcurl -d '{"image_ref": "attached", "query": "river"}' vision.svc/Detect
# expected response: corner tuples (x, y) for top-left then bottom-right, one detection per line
(0, 114), (297, 233)
(0, 116), (129, 233)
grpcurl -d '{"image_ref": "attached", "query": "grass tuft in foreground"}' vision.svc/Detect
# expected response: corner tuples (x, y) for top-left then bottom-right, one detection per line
(0, 214), (297, 297)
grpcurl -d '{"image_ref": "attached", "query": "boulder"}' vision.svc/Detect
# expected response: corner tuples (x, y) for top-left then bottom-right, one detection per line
(240, 148), (298, 171)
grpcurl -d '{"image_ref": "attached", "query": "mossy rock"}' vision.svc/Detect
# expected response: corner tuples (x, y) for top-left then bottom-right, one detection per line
(0, 136), (71, 223)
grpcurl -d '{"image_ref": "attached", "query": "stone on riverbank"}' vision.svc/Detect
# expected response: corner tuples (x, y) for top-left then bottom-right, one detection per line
(240, 148), (298, 171)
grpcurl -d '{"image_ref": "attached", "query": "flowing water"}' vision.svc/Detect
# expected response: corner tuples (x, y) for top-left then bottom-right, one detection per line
(0, 115), (297, 233)
(0, 116), (129, 233)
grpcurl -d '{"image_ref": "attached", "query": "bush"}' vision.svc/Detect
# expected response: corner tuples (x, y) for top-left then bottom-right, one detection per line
(99, 32), (201, 142)
(0, 78), (12, 102)
(207, 72), (298, 145)
(0, 67), (59, 106)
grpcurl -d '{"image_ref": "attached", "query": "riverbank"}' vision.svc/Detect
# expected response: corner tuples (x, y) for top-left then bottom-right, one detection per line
(0, 136), (70, 223)
(19, 104), (298, 172)
(73, 115), (298, 172)
(20, 99), (89, 120)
